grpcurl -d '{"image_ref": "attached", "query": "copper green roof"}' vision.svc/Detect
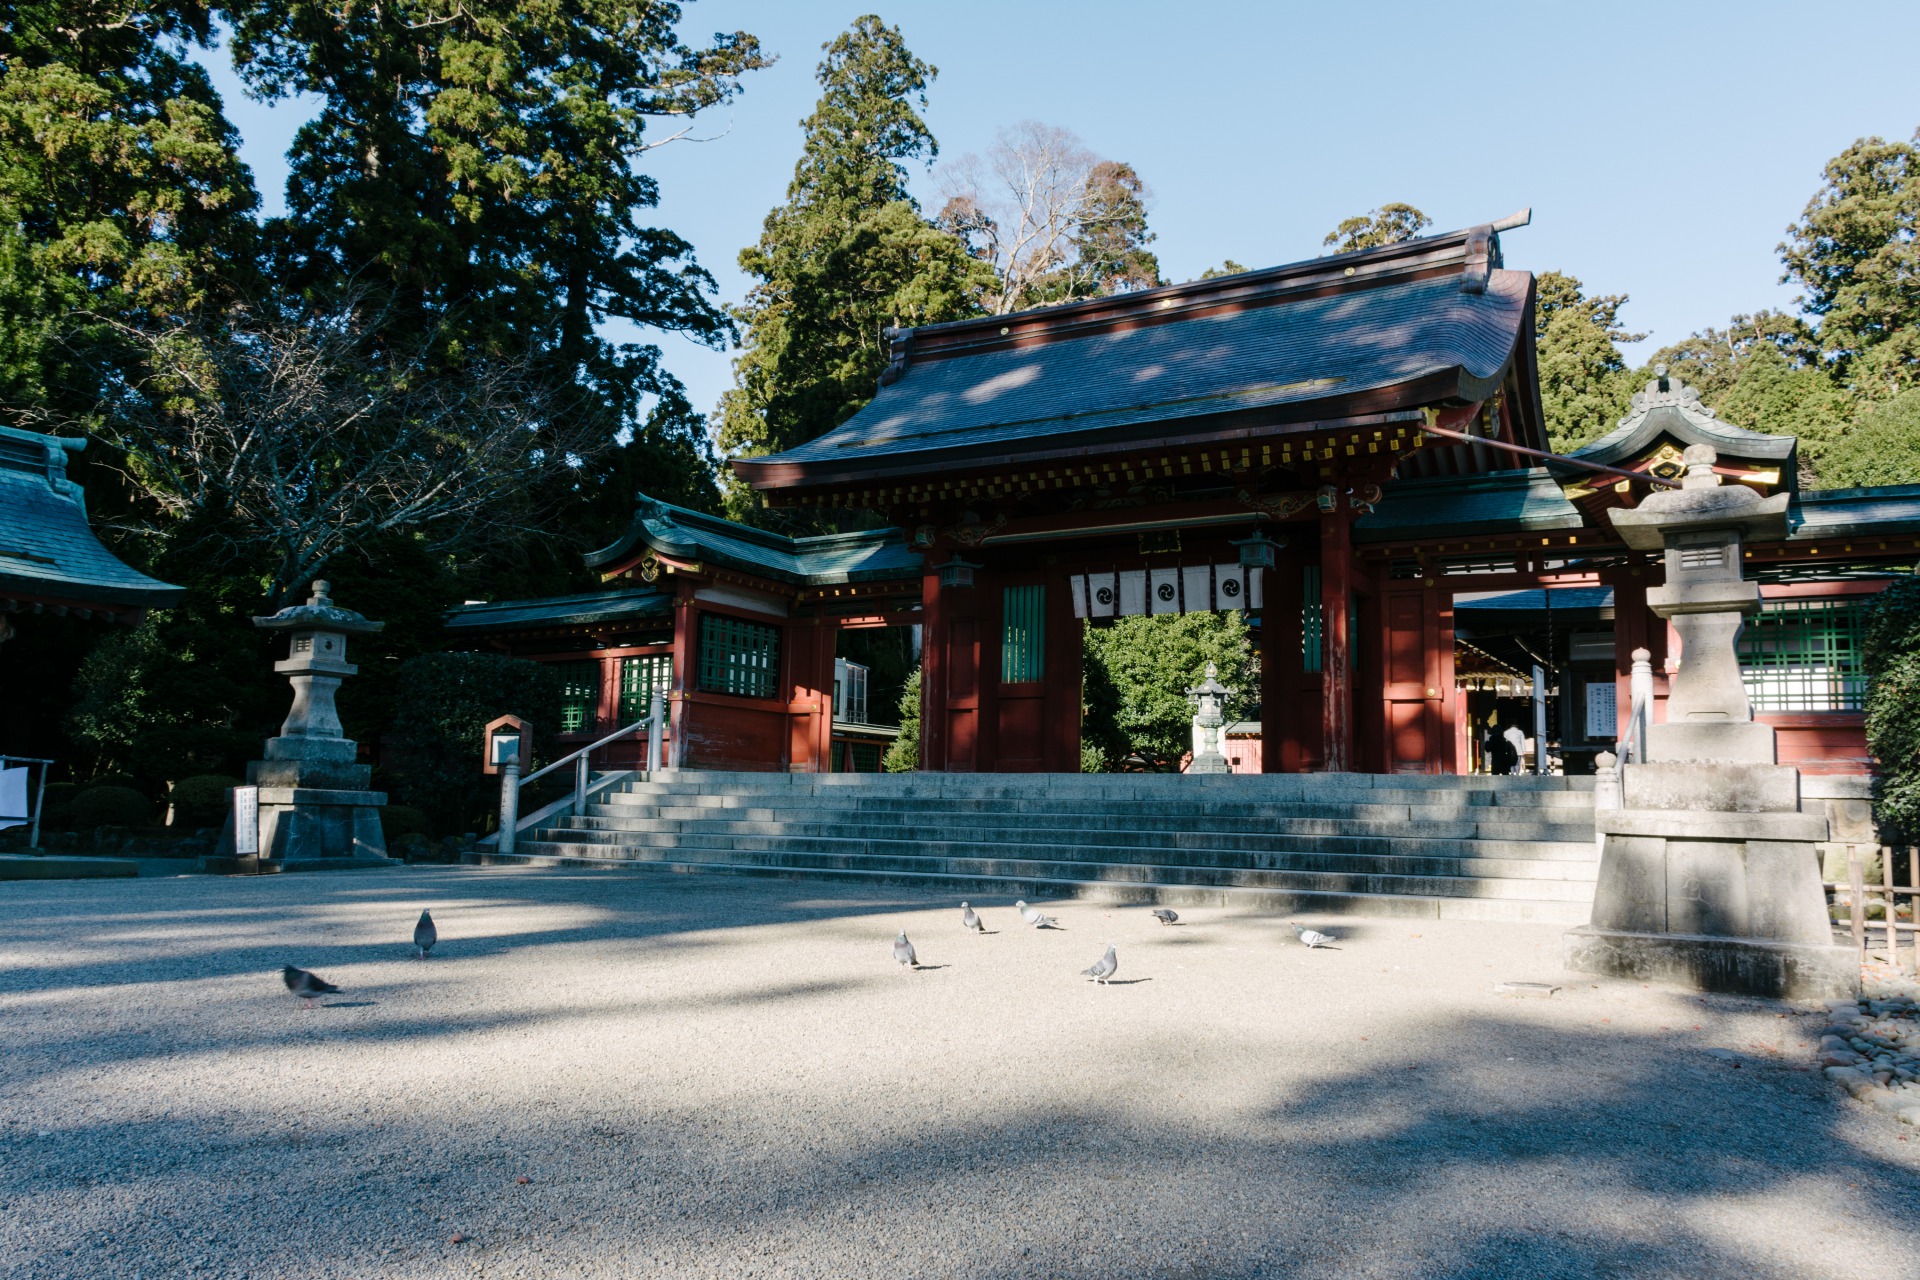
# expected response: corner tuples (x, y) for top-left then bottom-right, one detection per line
(1356, 467), (1583, 541)
(588, 494), (923, 587)
(0, 425), (181, 612)
(446, 587), (673, 633)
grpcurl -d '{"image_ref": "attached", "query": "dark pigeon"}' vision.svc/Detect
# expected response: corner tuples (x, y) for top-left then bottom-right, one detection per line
(1151, 908), (1179, 926)
(1082, 944), (1119, 985)
(413, 909), (437, 959)
(283, 965), (341, 1007)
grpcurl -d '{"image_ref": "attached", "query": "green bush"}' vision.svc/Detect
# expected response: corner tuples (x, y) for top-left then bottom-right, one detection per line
(1082, 612), (1255, 763)
(388, 652), (563, 835)
(382, 804), (430, 839)
(1863, 576), (1920, 842)
(70, 785), (152, 830)
(82, 772), (141, 795)
(168, 774), (242, 829)
(882, 666), (920, 771)
(39, 782), (77, 829)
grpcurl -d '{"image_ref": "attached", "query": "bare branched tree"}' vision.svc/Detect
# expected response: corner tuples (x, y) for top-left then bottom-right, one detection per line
(67, 297), (610, 605)
(938, 121), (1119, 315)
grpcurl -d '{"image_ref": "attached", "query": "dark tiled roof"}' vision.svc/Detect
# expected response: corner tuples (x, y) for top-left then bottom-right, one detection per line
(0, 425), (181, 610)
(445, 587), (673, 633)
(588, 495), (923, 587)
(1790, 484), (1920, 540)
(1356, 467), (1583, 541)
(736, 222), (1534, 487)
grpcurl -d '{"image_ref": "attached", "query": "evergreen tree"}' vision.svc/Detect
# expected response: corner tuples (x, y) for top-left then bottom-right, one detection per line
(1022, 160), (1162, 304)
(1533, 270), (1645, 452)
(1820, 390), (1920, 488)
(1323, 203), (1430, 253)
(717, 15), (992, 523)
(1081, 613), (1255, 765)
(1780, 130), (1920, 397)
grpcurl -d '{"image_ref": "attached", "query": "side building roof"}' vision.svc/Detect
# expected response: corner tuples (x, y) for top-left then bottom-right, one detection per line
(0, 424), (181, 616)
(1356, 467), (1584, 542)
(445, 586), (673, 634)
(588, 495), (923, 588)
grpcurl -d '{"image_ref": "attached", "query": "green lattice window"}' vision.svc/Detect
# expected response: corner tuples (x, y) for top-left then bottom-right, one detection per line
(1002, 585), (1045, 683)
(1738, 598), (1867, 712)
(618, 654), (672, 722)
(699, 616), (781, 699)
(847, 741), (882, 773)
(1302, 565), (1323, 673)
(553, 660), (601, 732)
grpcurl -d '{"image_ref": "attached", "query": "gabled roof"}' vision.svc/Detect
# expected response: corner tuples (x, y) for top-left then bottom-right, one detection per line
(588, 495), (923, 588)
(444, 587), (673, 633)
(0, 424), (181, 613)
(1355, 467), (1583, 542)
(735, 216), (1541, 493)
(1564, 368), (1797, 484)
(1790, 484), (1920, 540)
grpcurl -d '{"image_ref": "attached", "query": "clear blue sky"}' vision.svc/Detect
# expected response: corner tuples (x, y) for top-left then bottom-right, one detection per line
(199, 0), (1920, 426)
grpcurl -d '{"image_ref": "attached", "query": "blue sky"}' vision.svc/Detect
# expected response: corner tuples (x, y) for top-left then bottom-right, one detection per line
(199, 0), (1920, 427)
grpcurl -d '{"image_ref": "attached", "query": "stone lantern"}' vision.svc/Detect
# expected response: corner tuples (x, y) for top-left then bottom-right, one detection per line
(221, 580), (395, 869)
(1564, 446), (1852, 997)
(1186, 663), (1234, 775)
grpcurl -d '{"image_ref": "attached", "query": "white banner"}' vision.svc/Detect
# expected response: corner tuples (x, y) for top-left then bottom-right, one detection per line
(1117, 570), (1147, 617)
(1068, 564), (1267, 618)
(1148, 567), (1181, 615)
(0, 767), (26, 831)
(1182, 565), (1213, 612)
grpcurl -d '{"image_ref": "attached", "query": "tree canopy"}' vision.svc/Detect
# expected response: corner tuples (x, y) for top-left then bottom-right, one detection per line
(1533, 270), (1645, 452)
(1322, 203), (1431, 253)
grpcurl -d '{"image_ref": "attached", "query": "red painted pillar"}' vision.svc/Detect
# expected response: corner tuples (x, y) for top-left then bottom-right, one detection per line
(1428, 580), (1457, 772)
(1045, 572), (1082, 771)
(1320, 506), (1354, 773)
(669, 587), (697, 768)
(1264, 555), (1309, 772)
(919, 568), (947, 771)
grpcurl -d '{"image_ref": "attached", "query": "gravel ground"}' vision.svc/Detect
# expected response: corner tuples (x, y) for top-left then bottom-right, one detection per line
(2, 865), (1917, 1280)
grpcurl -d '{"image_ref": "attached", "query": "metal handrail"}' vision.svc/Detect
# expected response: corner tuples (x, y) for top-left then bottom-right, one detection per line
(494, 692), (667, 855)
(521, 713), (660, 787)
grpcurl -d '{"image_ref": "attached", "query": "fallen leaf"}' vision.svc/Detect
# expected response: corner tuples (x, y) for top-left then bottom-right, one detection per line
(517, 1176), (532, 1185)
(450, 1232), (467, 1245)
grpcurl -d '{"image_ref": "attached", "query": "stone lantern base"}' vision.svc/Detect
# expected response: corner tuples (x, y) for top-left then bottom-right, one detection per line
(206, 739), (398, 873)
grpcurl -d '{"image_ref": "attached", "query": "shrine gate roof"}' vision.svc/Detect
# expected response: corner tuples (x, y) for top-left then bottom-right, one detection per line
(445, 586), (672, 634)
(587, 494), (923, 587)
(1356, 468), (1583, 541)
(734, 217), (1539, 495)
(0, 423), (181, 615)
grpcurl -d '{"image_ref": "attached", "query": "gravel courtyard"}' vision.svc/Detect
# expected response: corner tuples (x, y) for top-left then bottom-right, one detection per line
(2, 865), (1917, 1280)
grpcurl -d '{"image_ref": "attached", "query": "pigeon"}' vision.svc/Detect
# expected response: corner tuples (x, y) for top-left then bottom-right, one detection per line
(282, 965), (341, 1006)
(413, 909), (437, 959)
(892, 931), (918, 969)
(1293, 924), (1335, 949)
(1015, 900), (1060, 929)
(1081, 943), (1118, 984)
(960, 902), (984, 933)
(1151, 908), (1179, 926)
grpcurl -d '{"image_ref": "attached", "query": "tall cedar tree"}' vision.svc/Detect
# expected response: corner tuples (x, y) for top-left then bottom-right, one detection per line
(1534, 270), (1645, 453)
(224, 0), (767, 539)
(717, 15), (992, 526)
(1780, 130), (1920, 399)
(0, 1), (257, 416)
(1323, 203), (1431, 253)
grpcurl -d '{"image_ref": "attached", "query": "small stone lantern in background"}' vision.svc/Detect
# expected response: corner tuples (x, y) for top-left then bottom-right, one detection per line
(1186, 663), (1235, 775)
(214, 580), (395, 869)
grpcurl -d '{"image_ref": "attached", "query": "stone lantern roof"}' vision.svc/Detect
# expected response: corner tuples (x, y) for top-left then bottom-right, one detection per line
(252, 580), (385, 634)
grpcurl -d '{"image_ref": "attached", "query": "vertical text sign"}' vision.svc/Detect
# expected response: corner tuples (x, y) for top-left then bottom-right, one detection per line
(232, 785), (260, 856)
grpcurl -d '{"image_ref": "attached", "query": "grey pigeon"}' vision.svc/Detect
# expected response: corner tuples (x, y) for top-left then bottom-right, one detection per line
(413, 909), (437, 959)
(1151, 908), (1179, 926)
(1081, 943), (1118, 984)
(960, 902), (984, 933)
(1293, 924), (1335, 949)
(282, 965), (341, 1006)
(1015, 899), (1060, 929)
(892, 931), (918, 969)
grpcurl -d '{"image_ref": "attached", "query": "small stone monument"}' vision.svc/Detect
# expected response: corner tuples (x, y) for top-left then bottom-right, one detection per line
(1186, 663), (1234, 774)
(216, 581), (395, 870)
(1565, 445), (1854, 997)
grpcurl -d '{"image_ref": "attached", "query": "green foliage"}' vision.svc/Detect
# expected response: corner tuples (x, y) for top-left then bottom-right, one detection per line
(1863, 576), (1920, 841)
(1535, 270), (1646, 452)
(1081, 613), (1255, 763)
(1078, 741), (1108, 774)
(70, 784), (152, 830)
(168, 774), (241, 828)
(1820, 390), (1920, 488)
(1021, 160), (1163, 305)
(386, 652), (564, 835)
(1323, 203), (1430, 253)
(39, 782), (77, 829)
(718, 17), (990, 522)
(1198, 260), (1249, 280)
(882, 665), (921, 771)
(381, 804), (431, 839)
(1780, 130), (1920, 397)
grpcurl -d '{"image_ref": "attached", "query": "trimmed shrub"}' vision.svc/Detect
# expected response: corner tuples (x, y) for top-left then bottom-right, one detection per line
(81, 772), (141, 795)
(382, 804), (430, 839)
(70, 785), (152, 830)
(39, 782), (78, 829)
(387, 652), (564, 836)
(1863, 576), (1920, 842)
(169, 774), (242, 829)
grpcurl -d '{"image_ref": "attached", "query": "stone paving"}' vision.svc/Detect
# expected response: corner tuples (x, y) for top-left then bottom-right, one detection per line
(2, 865), (1918, 1280)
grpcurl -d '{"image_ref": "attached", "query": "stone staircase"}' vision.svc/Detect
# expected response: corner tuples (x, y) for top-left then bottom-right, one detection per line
(467, 771), (1601, 923)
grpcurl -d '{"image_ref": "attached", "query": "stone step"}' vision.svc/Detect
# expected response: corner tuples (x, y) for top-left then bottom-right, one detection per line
(519, 833), (1598, 898)
(599, 792), (1595, 824)
(560, 813), (1600, 859)
(463, 849), (1593, 924)
(613, 776), (1597, 809)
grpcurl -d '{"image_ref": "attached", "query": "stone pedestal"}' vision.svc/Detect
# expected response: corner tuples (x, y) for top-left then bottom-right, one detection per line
(1565, 441), (1857, 998)
(1186, 663), (1233, 774)
(208, 581), (396, 872)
